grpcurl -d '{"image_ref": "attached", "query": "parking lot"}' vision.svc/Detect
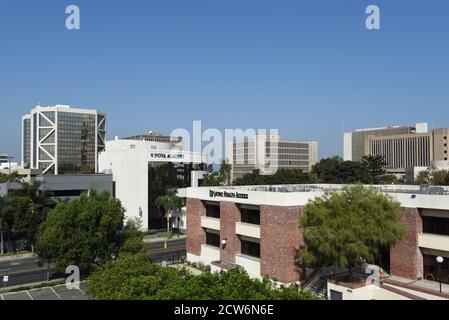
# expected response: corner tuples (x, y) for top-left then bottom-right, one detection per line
(0, 282), (90, 300)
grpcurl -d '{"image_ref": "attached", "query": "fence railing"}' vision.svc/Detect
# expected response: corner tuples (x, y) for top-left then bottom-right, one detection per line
(0, 269), (90, 291)
(150, 251), (186, 265)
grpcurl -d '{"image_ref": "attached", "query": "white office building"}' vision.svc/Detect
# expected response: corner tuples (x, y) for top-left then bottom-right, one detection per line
(99, 136), (208, 230)
(22, 105), (106, 175)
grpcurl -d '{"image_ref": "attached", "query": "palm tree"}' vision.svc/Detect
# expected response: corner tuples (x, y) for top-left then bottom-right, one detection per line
(155, 189), (183, 235)
(219, 160), (232, 186)
(18, 181), (55, 215)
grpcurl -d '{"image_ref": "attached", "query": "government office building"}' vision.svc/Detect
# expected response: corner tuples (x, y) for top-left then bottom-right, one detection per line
(99, 134), (208, 230)
(344, 123), (449, 174)
(226, 134), (318, 181)
(22, 105), (106, 175)
(186, 184), (449, 289)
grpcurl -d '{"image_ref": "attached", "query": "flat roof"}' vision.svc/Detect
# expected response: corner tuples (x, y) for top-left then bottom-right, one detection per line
(186, 184), (449, 210)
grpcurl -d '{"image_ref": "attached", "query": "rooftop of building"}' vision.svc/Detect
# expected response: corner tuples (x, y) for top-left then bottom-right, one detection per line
(27, 104), (105, 115)
(123, 131), (183, 143)
(205, 184), (449, 195)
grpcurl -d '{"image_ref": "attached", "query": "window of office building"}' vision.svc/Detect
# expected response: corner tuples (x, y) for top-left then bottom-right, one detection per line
(206, 231), (220, 248)
(206, 202), (220, 218)
(22, 118), (31, 168)
(241, 239), (260, 258)
(423, 216), (449, 236)
(240, 206), (260, 225)
(57, 112), (96, 174)
(148, 162), (205, 229)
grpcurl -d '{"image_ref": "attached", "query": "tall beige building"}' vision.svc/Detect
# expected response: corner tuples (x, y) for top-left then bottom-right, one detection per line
(344, 123), (449, 173)
(226, 134), (318, 181)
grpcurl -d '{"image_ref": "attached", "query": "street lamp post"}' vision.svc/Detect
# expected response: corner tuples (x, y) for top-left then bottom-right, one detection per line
(436, 256), (444, 293)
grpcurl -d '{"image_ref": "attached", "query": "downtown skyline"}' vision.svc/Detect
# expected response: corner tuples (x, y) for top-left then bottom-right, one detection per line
(1, 0), (449, 160)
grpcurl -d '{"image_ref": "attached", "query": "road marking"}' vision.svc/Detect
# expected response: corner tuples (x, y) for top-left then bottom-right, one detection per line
(50, 287), (62, 300)
(77, 285), (86, 295)
(0, 294), (4, 300)
(26, 290), (34, 300)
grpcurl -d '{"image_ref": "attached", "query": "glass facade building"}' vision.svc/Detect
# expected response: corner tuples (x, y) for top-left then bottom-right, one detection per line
(148, 162), (206, 229)
(22, 105), (106, 175)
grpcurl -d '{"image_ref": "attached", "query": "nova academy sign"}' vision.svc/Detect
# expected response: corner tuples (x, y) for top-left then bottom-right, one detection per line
(149, 152), (185, 160)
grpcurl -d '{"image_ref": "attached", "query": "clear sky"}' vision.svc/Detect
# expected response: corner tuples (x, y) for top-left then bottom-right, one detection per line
(1, 0), (448, 161)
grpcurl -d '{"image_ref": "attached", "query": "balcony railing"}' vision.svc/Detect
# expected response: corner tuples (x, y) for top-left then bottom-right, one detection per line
(201, 216), (220, 231)
(418, 233), (449, 252)
(236, 222), (260, 239)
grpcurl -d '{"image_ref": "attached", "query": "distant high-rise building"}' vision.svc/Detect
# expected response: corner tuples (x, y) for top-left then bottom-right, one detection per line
(344, 123), (449, 173)
(226, 133), (318, 181)
(22, 105), (106, 175)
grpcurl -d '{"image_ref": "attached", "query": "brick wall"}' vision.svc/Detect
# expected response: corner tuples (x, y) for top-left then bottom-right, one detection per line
(186, 198), (206, 256)
(220, 201), (241, 264)
(390, 208), (423, 280)
(260, 205), (305, 283)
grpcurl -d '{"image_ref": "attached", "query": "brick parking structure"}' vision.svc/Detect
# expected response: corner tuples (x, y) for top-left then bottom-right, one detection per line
(186, 198), (206, 256)
(220, 201), (241, 264)
(260, 205), (305, 283)
(390, 207), (423, 280)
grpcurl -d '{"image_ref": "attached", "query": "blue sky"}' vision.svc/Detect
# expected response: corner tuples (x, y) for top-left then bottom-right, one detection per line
(1, 0), (448, 160)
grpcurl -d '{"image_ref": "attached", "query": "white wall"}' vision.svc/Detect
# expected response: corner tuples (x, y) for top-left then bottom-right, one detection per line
(235, 254), (261, 279)
(99, 140), (207, 230)
(343, 132), (352, 161)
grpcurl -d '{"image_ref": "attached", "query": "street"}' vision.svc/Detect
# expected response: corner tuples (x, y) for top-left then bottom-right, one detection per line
(147, 237), (186, 263)
(0, 256), (61, 289)
(0, 237), (187, 289)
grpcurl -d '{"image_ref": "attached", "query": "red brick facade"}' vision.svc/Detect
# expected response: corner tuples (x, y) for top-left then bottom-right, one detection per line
(260, 205), (305, 283)
(390, 208), (423, 280)
(220, 201), (241, 264)
(186, 198), (206, 256)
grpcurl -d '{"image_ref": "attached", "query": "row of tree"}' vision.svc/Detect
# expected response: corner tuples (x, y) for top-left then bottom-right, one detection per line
(87, 253), (317, 300)
(0, 182), (55, 254)
(202, 155), (398, 186)
(415, 168), (449, 186)
(36, 191), (146, 271)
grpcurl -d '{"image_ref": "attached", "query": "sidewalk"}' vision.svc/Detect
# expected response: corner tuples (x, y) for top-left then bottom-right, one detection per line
(143, 234), (186, 243)
(0, 252), (35, 262)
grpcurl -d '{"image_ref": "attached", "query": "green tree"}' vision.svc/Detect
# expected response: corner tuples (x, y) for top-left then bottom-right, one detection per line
(300, 185), (405, 278)
(35, 191), (125, 271)
(0, 196), (15, 254)
(312, 157), (369, 184)
(415, 170), (431, 185)
(200, 171), (224, 187)
(361, 155), (388, 184)
(119, 218), (147, 256)
(219, 160), (232, 186)
(432, 170), (449, 186)
(9, 182), (55, 252)
(0, 172), (21, 183)
(234, 168), (315, 186)
(87, 254), (317, 300)
(155, 189), (183, 234)
(414, 169), (449, 186)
